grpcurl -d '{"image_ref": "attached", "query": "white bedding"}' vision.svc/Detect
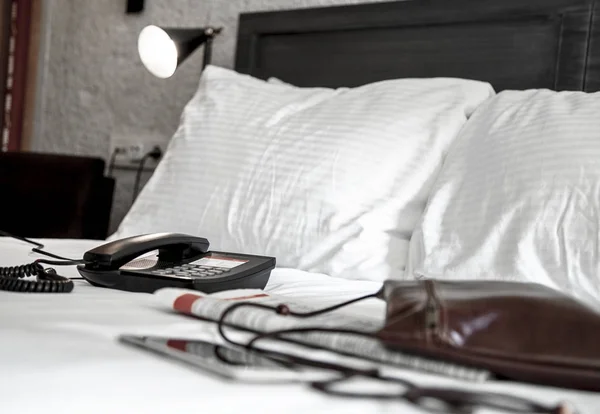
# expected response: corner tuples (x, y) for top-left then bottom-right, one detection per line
(1, 237), (599, 413)
(407, 89), (600, 308)
(113, 66), (494, 282)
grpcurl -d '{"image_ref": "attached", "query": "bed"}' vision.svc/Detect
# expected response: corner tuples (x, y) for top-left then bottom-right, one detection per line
(2, 0), (600, 412)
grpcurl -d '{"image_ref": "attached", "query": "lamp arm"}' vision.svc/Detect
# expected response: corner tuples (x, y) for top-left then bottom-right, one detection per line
(201, 27), (221, 69)
(202, 36), (213, 69)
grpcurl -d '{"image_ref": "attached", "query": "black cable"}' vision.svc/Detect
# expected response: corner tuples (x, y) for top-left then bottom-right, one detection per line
(243, 292), (384, 348)
(0, 230), (43, 248)
(217, 292), (379, 352)
(0, 230), (86, 293)
(107, 147), (120, 177)
(247, 326), (376, 350)
(36, 258), (85, 266)
(132, 145), (162, 204)
(0, 230), (80, 261)
(132, 152), (150, 204)
(215, 295), (568, 414)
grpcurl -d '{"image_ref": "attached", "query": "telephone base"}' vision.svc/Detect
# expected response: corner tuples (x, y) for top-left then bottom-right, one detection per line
(77, 250), (275, 294)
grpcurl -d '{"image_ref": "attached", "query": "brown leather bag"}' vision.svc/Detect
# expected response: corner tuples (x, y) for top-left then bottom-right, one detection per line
(377, 279), (600, 391)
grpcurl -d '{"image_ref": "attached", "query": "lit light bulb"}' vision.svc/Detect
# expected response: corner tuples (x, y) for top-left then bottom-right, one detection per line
(138, 25), (178, 79)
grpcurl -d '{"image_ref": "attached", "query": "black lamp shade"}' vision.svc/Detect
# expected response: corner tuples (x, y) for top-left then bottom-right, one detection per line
(138, 25), (219, 78)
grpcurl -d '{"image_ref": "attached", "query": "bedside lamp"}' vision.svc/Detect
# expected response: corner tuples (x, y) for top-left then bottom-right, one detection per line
(138, 25), (222, 78)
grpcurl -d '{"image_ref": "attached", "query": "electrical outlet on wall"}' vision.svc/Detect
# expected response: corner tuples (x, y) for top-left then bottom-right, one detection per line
(114, 143), (145, 162)
(109, 131), (167, 170)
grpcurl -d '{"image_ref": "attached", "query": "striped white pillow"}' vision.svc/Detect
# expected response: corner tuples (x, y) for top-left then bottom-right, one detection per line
(408, 89), (600, 305)
(112, 66), (494, 281)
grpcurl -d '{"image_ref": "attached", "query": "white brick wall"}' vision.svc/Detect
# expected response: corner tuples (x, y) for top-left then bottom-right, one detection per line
(33, 0), (392, 233)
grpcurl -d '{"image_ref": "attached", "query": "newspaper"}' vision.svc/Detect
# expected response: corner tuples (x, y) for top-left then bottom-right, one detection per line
(153, 288), (490, 382)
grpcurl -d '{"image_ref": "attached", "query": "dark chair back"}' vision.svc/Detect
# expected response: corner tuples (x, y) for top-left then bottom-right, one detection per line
(0, 152), (114, 239)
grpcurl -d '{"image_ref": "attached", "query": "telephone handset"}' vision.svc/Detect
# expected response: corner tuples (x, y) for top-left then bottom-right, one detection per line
(82, 233), (209, 269)
(78, 233), (275, 294)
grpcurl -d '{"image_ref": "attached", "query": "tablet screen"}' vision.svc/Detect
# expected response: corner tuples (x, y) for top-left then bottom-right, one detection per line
(119, 335), (336, 383)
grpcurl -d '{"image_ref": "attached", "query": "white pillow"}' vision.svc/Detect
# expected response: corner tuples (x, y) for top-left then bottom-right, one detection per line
(267, 77), (288, 85)
(408, 89), (600, 305)
(112, 65), (494, 281)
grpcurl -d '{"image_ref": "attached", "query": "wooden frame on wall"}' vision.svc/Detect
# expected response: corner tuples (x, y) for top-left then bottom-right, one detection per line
(20, 0), (42, 151)
(1, 0), (40, 152)
(0, 0), (11, 148)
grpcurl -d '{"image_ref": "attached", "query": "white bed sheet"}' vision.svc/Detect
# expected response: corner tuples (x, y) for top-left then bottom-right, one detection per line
(0, 237), (599, 413)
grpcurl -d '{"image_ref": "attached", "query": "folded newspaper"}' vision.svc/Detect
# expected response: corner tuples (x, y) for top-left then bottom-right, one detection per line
(152, 288), (490, 382)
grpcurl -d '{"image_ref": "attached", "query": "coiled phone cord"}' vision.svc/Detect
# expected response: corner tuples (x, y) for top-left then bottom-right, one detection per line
(0, 262), (74, 293)
(0, 230), (83, 293)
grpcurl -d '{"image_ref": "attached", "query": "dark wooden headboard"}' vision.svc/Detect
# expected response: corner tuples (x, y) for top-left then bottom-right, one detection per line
(235, 0), (600, 92)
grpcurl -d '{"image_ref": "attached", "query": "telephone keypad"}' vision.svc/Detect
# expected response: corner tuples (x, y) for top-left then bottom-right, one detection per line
(151, 264), (231, 279)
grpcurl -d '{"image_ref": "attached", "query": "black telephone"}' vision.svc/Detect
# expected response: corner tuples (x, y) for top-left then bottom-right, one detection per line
(77, 233), (275, 294)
